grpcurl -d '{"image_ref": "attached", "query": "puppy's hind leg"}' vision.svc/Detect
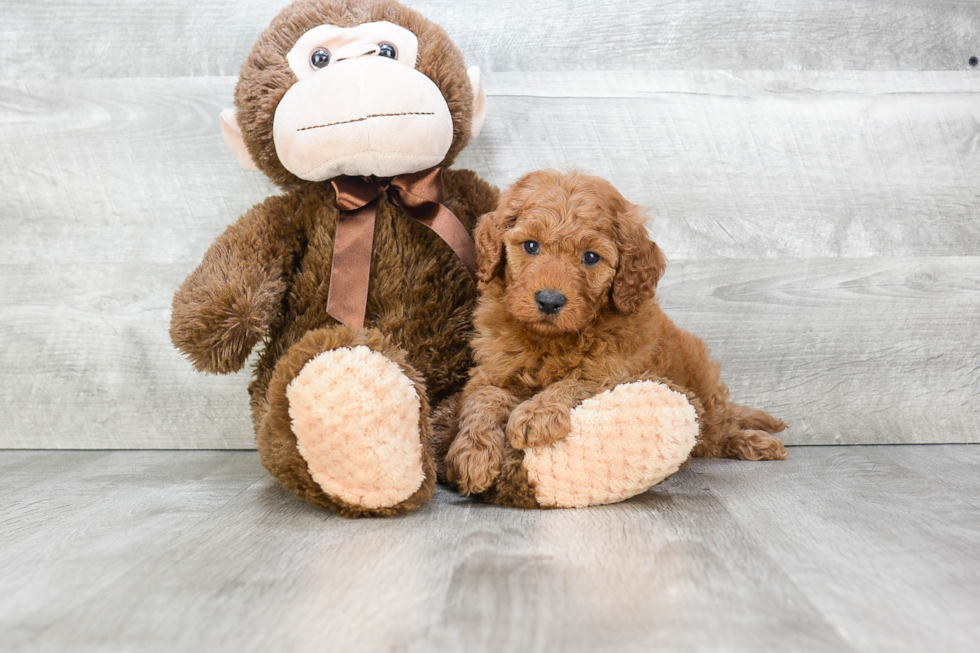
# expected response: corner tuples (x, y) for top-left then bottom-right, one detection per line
(691, 399), (788, 461)
(722, 428), (789, 461)
(726, 404), (788, 459)
(729, 403), (787, 434)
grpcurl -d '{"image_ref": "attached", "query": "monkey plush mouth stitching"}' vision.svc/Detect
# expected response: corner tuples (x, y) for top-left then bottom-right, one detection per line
(297, 111), (436, 132)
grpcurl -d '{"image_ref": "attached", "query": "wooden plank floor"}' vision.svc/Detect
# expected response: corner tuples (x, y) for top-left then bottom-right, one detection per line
(2, 446), (978, 652)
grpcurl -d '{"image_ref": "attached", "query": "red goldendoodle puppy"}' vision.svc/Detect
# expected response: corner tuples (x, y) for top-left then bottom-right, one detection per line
(442, 170), (787, 499)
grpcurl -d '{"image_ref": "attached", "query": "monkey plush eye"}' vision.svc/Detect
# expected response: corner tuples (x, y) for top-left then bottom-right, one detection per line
(582, 251), (601, 266)
(310, 48), (331, 69)
(523, 240), (540, 255)
(378, 43), (397, 59)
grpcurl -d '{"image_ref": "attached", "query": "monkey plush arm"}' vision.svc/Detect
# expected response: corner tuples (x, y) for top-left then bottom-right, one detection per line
(170, 196), (303, 374)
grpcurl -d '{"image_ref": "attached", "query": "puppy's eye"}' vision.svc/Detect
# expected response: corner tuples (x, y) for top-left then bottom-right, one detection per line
(582, 251), (601, 266)
(310, 48), (331, 69)
(523, 240), (540, 255)
(378, 43), (397, 59)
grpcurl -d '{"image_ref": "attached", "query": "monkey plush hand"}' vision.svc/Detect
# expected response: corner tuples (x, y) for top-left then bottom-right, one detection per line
(170, 0), (496, 517)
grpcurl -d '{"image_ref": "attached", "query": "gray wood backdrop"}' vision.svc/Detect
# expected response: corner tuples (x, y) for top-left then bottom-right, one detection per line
(1, 0), (978, 449)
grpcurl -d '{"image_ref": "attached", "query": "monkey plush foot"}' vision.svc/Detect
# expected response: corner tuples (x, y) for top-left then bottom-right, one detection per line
(521, 381), (698, 508)
(286, 345), (427, 511)
(259, 327), (435, 517)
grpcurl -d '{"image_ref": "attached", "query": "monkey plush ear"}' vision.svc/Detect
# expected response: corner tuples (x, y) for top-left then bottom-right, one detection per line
(220, 109), (259, 172)
(467, 66), (487, 139)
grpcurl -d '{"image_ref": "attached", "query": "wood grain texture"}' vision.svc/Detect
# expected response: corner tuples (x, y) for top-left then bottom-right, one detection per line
(1, 255), (976, 448)
(1, 71), (978, 447)
(664, 256), (980, 446)
(4, 72), (977, 262)
(0, 451), (266, 648)
(2, 0), (979, 80)
(471, 71), (980, 259)
(695, 446), (980, 652)
(4, 448), (979, 652)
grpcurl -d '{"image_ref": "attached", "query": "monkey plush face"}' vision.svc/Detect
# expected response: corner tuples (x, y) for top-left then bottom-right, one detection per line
(274, 21), (455, 180)
(222, 0), (486, 188)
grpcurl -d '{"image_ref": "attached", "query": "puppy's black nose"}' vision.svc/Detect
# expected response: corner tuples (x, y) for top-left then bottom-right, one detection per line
(535, 290), (567, 315)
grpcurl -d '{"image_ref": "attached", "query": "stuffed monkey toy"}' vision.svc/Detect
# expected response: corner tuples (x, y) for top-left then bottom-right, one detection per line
(170, 0), (496, 517)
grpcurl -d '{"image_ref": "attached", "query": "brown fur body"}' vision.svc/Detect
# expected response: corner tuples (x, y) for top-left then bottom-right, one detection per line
(438, 171), (787, 507)
(170, 0), (497, 516)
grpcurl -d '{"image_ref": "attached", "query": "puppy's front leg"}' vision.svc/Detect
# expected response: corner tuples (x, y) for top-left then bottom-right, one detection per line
(446, 383), (521, 495)
(507, 379), (604, 449)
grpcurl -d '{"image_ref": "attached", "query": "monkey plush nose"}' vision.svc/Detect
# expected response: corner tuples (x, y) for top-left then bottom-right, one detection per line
(535, 290), (567, 315)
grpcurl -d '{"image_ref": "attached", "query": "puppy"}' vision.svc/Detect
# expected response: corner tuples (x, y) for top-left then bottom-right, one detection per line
(442, 170), (787, 499)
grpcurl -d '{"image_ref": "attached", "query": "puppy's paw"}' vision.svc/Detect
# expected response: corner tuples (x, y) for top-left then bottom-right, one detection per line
(507, 399), (571, 449)
(726, 429), (789, 461)
(446, 434), (502, 495)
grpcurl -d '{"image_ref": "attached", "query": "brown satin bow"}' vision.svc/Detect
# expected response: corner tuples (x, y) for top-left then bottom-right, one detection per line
(327, 167), (477, 329)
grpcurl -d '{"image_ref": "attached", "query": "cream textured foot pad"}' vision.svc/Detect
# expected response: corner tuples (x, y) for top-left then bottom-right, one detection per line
(522, 381), (698, 508)
(286, 346), (424, 509)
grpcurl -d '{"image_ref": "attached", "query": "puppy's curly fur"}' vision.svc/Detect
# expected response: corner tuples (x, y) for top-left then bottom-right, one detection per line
(440, 170), (787, 500)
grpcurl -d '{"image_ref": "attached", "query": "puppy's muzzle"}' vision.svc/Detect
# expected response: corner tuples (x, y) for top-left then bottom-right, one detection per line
(535, 290), (567, 315)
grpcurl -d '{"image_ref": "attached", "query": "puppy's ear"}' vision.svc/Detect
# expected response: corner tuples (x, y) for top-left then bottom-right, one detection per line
(474, 211), (509, 284)
(612, 204), (667, 314)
